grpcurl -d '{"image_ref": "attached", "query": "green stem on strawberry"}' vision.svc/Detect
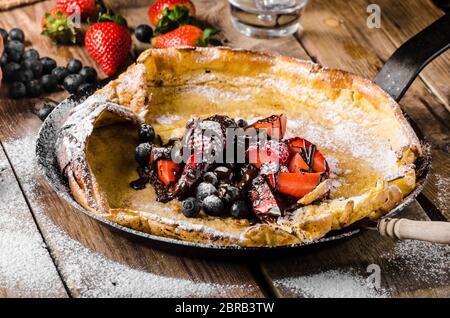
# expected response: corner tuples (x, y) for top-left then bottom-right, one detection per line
(155, 5), (197, 34)
(196, 28), (220, 47)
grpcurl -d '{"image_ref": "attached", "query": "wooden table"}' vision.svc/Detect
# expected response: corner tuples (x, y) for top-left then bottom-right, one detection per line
(0, 0), (449, 298)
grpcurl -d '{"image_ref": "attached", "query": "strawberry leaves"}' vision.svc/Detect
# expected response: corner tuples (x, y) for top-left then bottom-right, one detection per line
(155, 5), (196, 34)
(196, 28), (220, 47)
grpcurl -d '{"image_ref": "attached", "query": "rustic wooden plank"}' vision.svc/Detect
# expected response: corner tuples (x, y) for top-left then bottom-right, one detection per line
(360, 0), (450, 111)
(258, 0), (450, 297)
(0, 1), (265, 297)
(262, 201), (450, 298)
(0, 144), (67, 298)
(295, 0), (450, 220)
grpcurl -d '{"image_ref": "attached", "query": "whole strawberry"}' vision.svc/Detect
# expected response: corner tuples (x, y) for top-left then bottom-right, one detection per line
(41, 7), (77, 44)
(85, 14), (131, 76)
(152, 25), (217, 48)
(56, 0), (97, 20)
(148, 0), (195, 28)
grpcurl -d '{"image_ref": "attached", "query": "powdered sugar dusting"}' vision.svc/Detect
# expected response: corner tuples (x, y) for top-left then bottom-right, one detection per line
(433, 174), (449, 213)
(275, 269), (389, 298)
(4, 134), (254, 297)
(0, 136), (64, 297)
(382, 240), (450, 285)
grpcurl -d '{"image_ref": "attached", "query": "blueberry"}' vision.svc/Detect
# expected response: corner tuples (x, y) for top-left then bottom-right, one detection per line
(203, 172), (219, 186)
(181, 197), (201, 218)
(135, 143), (152, 166)
(202, 195), (224, 216)
(23, 58), (43, 78)
(6, 50), (22, 63)
(9, 82), (26, 99)
(51, 66), (70, 84)
(26, 79), (43, 97)
(3, 62), (21, 82)
(214, 166), (232, 182)
(40, 57), (57, 74)
(77, 83), (94, 93)
(5, 40), (24, 56)
(41, 74), (58, 92)
(66, 58), (82, 74)
(78, 66), (97, 83)
(196, 182), (217, 202)
(230, 201), (249, 219)
(0, 28), (8, 42)
(63, 73), (84, 94)
(9, 28), (24, 42)
(135, 24), (153, 43)
(1, 54), (8, 69)
(226, 185), (240, 201)
(237, 118), (248, 127)
(23, 49), (40, 60)
(16, 69), (34, 82)
(36, 103), (54, 121)
(138, 123), (155, 143)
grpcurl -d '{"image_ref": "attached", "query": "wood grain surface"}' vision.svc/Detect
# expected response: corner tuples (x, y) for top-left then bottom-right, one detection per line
(0, 0), (448, 298)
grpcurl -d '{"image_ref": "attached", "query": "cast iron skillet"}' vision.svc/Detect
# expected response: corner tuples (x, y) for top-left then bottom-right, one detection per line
(36, 14), (449, 258)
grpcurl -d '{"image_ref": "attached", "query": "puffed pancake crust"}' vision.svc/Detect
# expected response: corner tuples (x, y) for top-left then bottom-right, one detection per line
(56, 47), (421, 247)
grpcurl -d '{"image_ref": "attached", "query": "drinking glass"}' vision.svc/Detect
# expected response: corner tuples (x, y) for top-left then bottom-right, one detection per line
(228, 0), (309, 38)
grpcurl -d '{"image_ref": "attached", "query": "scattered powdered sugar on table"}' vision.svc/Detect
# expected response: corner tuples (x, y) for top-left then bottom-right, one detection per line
(275, 269), (389, 298)
(433, 174), (449, 213)
(2, 134), (253, 297)
(0, 136), (63, 297)
(382, 240), (450, 285)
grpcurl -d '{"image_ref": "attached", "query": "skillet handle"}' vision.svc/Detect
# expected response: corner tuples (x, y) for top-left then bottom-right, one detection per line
(378, 218), (450, 244)
(373, 13), (450, 102)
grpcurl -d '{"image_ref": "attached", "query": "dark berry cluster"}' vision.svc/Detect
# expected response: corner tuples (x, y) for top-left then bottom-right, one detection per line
(1, 27), (98, 99)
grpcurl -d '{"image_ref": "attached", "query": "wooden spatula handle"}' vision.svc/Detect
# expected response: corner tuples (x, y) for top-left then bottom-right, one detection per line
(378, 218), (450, 244)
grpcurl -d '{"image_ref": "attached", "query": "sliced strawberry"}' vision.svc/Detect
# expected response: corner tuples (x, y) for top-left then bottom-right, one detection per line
(247, 140), (290, 168)
(249, 176), (281, 219)
(286, 137), (329, 175)
(288, 152), (309, 172)
(157, 159), (180, 186)
(270, 172), (323, 199)
(250, 114), (287, 140)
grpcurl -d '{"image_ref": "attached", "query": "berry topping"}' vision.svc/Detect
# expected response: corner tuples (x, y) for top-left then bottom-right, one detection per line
(202, 195), (224, 216)
(196, 182), (217, 202)
(270, 172), (323, 199)
(135, 143), (152, 166)
(250, 113), (287, 140)
(230, 201), (250, 219)
(138, 123), (155, 143)
(214, 166), (232, 182)
(157, 159), (180, 186)
(181, 197), (201, 218)
(203, 172), (219, 186)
